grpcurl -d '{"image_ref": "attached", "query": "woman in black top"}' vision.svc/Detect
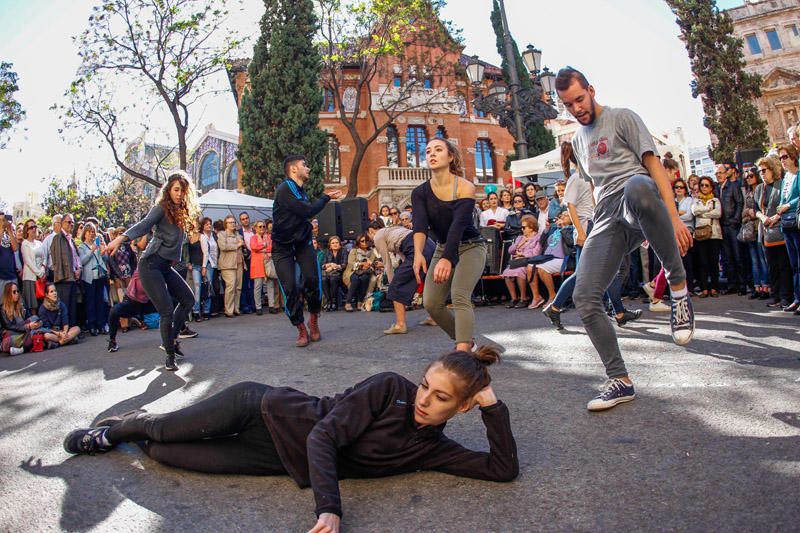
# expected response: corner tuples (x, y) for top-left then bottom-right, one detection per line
(412, 138), (486, 351)
(63, 346), (518, 533)
(105, 172), (200, 371)
(320, 236), (347, 311)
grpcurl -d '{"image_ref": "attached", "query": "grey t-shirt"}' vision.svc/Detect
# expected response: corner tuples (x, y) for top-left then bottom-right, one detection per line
(571, 107), (657, 207)
(562, 172), (594, 232)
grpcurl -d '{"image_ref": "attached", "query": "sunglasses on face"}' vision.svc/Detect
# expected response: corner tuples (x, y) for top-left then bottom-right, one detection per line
(674, 185), (686, 190)
(779, 155), (790, 161)
(700, 183), (712, 188)
(11, 290), (18, 294)
(759, 168), (768, 174)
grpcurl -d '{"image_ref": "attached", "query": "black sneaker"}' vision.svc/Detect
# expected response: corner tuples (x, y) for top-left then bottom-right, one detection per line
(542, 304), (564, 330)
(615, 309), (642, 327)
(164, 353), (179, 371)
(107, 340), (119, 353)
(178, 327), (198, 339)
(63, 427), (114, 455)
(670, 295), (695, 346)
(256, 308), (263, 316)
(159, 342), (185, 358)
(587, 378), (635, 411)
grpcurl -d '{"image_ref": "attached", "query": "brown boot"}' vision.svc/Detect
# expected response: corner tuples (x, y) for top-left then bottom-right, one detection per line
(308, 313), (321, 342)
(295, 323), (310, 348)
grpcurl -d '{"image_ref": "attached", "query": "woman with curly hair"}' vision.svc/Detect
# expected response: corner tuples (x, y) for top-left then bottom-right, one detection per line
(106, 172), (201, 371)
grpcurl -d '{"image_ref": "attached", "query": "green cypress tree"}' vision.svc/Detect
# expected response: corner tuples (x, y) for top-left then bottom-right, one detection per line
(239, 0), (326, 199)
(666, 0), (768, 162)
(490, 0), (555, 164)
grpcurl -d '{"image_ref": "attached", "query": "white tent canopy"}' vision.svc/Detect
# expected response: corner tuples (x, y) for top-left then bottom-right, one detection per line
(509, 147), (564, 190)
(198, 189), (274, 222)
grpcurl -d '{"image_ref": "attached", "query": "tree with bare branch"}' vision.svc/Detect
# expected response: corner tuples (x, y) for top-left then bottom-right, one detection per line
(316, 0), (462, 197)
(56, 0), (243, 187)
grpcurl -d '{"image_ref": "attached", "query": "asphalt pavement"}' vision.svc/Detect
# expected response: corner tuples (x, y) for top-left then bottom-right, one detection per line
(0, 294), (798, 532)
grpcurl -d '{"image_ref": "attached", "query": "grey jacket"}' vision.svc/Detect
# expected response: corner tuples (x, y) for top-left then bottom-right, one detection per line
(124, 205), (185, 263)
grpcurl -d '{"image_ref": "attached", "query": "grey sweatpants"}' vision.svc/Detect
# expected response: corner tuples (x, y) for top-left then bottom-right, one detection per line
(574, 175), (686, 379)
(423, 242), (487, 345)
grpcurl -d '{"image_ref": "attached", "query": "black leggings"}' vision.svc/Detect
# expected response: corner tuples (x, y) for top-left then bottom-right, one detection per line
(322, 275), (343, 307)
(108, 297), (157, 341)
(347, 272), (371, 304)
(137, 254), (194, 353)
(106, 382), (285, 475)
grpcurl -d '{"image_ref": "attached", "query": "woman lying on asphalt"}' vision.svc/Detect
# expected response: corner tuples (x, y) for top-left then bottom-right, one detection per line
(63, 346), (518, 533)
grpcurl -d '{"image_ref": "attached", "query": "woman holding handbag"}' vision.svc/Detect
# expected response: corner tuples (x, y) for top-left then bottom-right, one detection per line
(691, 177), (723, 298)
(741, 168), (769, 299)
(775, 144), (800, 312)
(755, 155), (794, 308)
(501, 215), (541, 308)
(20, 218), (46, 313)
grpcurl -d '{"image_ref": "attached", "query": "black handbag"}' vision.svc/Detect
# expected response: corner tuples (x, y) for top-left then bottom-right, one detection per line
(780, 211), (797, 231)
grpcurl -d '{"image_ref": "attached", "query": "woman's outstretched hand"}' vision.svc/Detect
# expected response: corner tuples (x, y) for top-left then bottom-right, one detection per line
(472, 385), (498, 409)
(308, 513), (340, 533)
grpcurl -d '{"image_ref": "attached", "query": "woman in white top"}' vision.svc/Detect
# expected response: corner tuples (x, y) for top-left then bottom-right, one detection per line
(20, 218), (45, 313)
(479, 191), (509, 230)
(198, 217), (218, 317)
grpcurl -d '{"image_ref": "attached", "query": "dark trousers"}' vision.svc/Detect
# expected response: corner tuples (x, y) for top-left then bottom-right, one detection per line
(784, 229), (800, 304)
(322, 275), (343, 308)
(347, 272), (372, 305)
(82, 279), (108, 331)
(109, 297), (157, 341)
(272, 240), (322, 326)
(137, 254), (194, 353)
(55, 280), (78, 328)
(695, 239), (722, 292)
(387, 235), (435, 306)
(721, 224), (743, 290)
(240, 267), (255, 313)
(106, 382), (285, 475)
(682, 248), (695, 293)
(765, 243), (793, 304)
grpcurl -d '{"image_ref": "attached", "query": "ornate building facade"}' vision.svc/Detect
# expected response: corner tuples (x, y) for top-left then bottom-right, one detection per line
(727, 0), (800, 145)
(188, 125), (241, 194)
(227, 40), (526, 210)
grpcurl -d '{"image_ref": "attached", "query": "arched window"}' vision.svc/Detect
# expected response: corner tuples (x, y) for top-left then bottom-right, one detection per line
(199, 151), (220, 193)
(474, 139), (495, 183)
(325, 135), (341, 183)
(226, 161), (239, 190)
(386, 125), (399, 168)
(321, 89), (335, 112)
(435, 126), (447, 139)
(406, 126), (428, 168)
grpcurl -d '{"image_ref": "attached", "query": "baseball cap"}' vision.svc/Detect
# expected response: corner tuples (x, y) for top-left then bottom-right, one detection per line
(534, 190), (547, 201)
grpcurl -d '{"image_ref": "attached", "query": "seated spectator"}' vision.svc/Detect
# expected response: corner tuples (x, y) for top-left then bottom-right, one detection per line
(38, 282), (81, 348)
(1, 283), (34, 355)
(321, 236), (347, 311)
(379, 205), (392, 227)
(479, 191), (509, 230)
(523, 182), (541, 211)
(502, 215), (541, 309)
(532, 190), (552, 234)
(504, 194), (534, 241)
(343, 234), (377, 312)
(534, 211), (574, 307)
(692, 176), (723, 298)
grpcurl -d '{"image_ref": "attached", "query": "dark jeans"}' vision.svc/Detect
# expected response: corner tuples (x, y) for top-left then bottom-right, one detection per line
(322, 275), (343, 308)
(681, 248), (695, 293)
(137, 254), (194, 354)
(721, 224), (743, 290)
(106, 382), (285, 476)
(82, 278), (108, 331)
(783, 229), (800, 304)
(765, 243), (793, 304)
(347, 272), (372, 305)
(109, 297), (157, 341)
(240, 268), (255, 313)
(272, 241), (322, 326)
(695, 239), (722, 292)
(55, 280), (78, 328)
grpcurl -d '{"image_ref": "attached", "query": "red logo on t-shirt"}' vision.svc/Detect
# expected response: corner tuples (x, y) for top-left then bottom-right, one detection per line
(597, 141), (608, 156)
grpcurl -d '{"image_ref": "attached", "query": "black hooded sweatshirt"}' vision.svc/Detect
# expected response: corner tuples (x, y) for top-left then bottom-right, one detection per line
(259, 372), (518, 518)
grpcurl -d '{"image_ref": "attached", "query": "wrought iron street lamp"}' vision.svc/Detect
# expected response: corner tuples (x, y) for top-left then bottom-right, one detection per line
(465, 0), (557, 160)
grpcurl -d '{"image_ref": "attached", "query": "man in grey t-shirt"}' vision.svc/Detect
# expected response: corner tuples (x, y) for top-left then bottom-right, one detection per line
(555, 66), (695, 412)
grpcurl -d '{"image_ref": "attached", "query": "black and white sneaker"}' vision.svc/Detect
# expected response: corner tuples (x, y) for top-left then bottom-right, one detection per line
(587, 378), (636, 411)
(542, 304), (564, 330)
(159, 342), (185, 358)
(63, 426), (114, 455)
(615, 309), (642, 327)
(670, 295), (695, 346)
(178, 327), (198, 339)
(107, 340), (119, 353)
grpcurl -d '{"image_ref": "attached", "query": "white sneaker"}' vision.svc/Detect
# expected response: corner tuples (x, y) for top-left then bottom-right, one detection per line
(649, 300), (670, 312)
(9, 347), (24, 356)
(642, 282), (655, 299)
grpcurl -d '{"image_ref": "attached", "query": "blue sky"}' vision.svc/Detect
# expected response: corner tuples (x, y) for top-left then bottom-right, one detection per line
(0, 0), (749, 204)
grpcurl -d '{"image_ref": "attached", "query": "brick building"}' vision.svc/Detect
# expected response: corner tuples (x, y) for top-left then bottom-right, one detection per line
(727, 0), (800, 146)
(226, 34), (536, 211)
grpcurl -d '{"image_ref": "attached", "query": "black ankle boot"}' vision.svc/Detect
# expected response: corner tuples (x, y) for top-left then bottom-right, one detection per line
(164, 353), (178, 371)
